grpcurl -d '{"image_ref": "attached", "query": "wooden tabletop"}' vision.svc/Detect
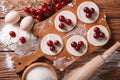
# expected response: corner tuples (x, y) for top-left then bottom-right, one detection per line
(0, 0), (120, 80)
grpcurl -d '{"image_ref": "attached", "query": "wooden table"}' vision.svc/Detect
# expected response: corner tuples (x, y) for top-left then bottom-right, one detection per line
(0, 0), (120, 80)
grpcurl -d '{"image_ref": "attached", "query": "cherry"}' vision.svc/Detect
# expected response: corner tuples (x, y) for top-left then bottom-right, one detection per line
(65, 19), (72, 25)
(59, 23), (65, 29)
(42, 3), (48, 8)
(59, 15), (65, 22)
(19, 37), (26, 44)
(78, 41), (84, 47)
(24, 7), (30, 12)
(56, 3), (62, 10)
(75, 46), (81, 51)
(36, 15), (41, 20)
(83, 7), (90, 13)
(54, 40), (60, 45)
(9, 31), (16, 37)
(53, 0), (59, 4)
(61, 1), (67, 7)
(47, 40), (53, 46)
(50, 45), (55, 51)
(94, 27), (100, 33)
(93, 33), (99, 39)
(99, 32), (105, 38)
(36, 9), (43, 15)
(71, 41), (77, 48)
(43, 7), (49, 13)
(30, 9), (36, 15)
(86, 13), (92, 18)
(90, 8), (95, 14)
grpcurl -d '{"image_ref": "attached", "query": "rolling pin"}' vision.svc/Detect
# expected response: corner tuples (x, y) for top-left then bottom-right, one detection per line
(67, 42), (120, 80)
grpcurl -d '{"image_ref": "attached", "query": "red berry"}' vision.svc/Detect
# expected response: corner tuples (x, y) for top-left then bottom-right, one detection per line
(75, 46), (81, 51)
(19, 37), (26, 44)
(78, 41), (84, 47)
(59, 23), (65, 29)
(53, 0), (59, 4)
(83, 7), (90, 13)
(36, 9), (43, 15)
(99, 32), (105, 38)
(71, 41), (77, 48)
(47, 40), (53, 46)
(48, 6), (54, 13)
(94, 27), (100, 33)
(65, 19), (72, 25)
(36, 15), (41, 20)
(59, 15), (65, 22)
(90, 8), (95, 14)
(24, 7), (30, 12)
(54, 40), (60, 45)
(86, 13), (92, 18)
(43, 7), (49, 13)
(61, 1), (67, 7)
(93, 33), (99, 39)
(50, 45), (55, 51)
(65, 0), (71, 3)
(9, 31), (16, 37)
(56, 3), (62, 10)
(30, 9), (36, 15)
(42, 2), (48, 8)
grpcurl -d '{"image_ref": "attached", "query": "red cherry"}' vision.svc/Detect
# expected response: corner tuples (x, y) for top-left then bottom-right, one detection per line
(78, 41), (84, 47)
(65, 19), (72, 25)
(50, 45), (56, 51)
(71, 41), (77, 48)
(99, 32), (105, 38)
(61, 1), (67, 7)
(90, 8), (95, 14)
(59, 23), (65, 29)
(43, 7), (49, 13)
(24, 7), (30, 12)
(93, 33), (99, 39)
(94, 27), (100, 33)
(42, 2), (48, 8)
(30, 9), (36, 15)
(48, 6), (54, 13)
(83, 7), (90, 13)
(86, 13), (92, 18)
(54, 40), (60, 45)
(53, 0), (59, 4)
(65, 0), (71, 3)
(75, 46), (81, 51)
(36, 9), (43, 15)
(9, 31), (16, 37)
(47, 40), (53, 46)
(19, 37), (26, 44)
(59, 15), (65, 22)
(36, 15), (41, 20)
(56, 3), (62, 10)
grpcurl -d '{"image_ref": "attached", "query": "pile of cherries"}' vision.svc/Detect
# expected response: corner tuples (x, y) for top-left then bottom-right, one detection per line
(59, 15), (72, 29)
(71, 41), (84, 51)
(83, 7), (95, 18)
(24, 0), (71, 21)
(9, 31), (26, 44)
(47, 40), (60, 51)
(93, 27), (105, 39)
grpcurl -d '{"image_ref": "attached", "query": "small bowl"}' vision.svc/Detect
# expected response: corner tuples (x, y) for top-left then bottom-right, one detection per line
(22, 62), (58, 80)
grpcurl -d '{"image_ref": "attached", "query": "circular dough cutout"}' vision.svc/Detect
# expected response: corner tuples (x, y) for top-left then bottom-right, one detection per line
(77, 1), (99, 23)
(41, 34), (64, 55)
(54, 11), (77, 32)
(87, 25), (110, 46)
(66, 35), (88, 56)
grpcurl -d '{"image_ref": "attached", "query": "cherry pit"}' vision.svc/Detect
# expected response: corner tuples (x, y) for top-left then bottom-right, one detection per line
(71, 41), (84, 51)
(83, 7), (95, 18)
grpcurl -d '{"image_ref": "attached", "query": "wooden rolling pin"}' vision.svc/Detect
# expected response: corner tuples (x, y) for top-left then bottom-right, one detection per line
(67, 42), (120, 80)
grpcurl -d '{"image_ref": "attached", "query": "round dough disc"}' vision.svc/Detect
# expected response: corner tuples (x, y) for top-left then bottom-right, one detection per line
(41, 34), (64, 55)
(77, 1), (99, 23)
(54, 10), (77, 32)
(66, 35), (88, 56)
(87, 25), (110, 46)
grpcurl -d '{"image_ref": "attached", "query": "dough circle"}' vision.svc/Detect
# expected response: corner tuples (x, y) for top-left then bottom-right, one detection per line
(87, 25), (110, 46)
(54, 10), (77, 32)
(66, 35), (88, 56)
(41, 34), (64, 55)
(77, 1), (99, 23)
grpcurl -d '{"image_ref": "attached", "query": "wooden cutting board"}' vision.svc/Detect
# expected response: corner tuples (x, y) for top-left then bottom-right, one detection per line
(12, 0), (111, 73)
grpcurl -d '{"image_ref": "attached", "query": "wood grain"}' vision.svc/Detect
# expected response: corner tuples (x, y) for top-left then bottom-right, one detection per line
(0, 0), (120, 80)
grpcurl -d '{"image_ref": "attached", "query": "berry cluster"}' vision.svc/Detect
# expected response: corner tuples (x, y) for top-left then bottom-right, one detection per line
(59, 15), (72, 29)
(9, 31), (26, 44)
(93, 27), (105, 39)
(83, 7), (95, 18)
(71, 41), (84, 51)
(24, 0), (71, 21)
(47, 40), (60, 51)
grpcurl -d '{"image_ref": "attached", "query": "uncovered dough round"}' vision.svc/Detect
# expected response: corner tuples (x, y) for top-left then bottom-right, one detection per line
(77, 1), (99, 23)
(87, 25), (110, 46)
(54, 10), (77, 32)
(66, 35), (88, 56)
(41, 34), (64, 55)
